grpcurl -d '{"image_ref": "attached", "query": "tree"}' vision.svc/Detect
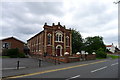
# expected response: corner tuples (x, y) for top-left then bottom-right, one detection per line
(96, 48), (107, 58)
(83, 36), (106, 54)
(72, 29), (83, 54)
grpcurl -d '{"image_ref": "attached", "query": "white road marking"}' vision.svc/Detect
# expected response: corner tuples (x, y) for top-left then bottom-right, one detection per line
(91, 66), (107, 73)
(111, 63), (118, 66)
(2, 67), (26, 70)
(66, 75), (80, 80)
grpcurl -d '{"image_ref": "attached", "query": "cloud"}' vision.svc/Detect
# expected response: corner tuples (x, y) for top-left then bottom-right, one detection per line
(24, 2), (64, 16)
(1, 0), (118, 47)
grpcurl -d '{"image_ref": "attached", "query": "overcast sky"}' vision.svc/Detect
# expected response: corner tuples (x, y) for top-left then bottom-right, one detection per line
(1, 0), (118, 47)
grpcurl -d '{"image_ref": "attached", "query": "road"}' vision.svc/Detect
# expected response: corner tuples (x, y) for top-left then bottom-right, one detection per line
(5, 59), (119, 80)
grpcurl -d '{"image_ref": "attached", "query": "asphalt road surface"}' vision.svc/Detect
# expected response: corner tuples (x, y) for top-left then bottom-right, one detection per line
(5, 59), (119, 80)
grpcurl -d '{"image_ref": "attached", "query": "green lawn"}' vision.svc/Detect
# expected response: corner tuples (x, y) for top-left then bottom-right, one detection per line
(107, 54), (120, 59)
(96, 57), (106, 59)
(0, 56), (10, 58)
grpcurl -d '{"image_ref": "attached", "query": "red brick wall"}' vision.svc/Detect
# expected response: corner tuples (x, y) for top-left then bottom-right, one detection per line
(2, 38), (25, 53)
(27, 32), (44, 55)
(27, 23), (72, 56)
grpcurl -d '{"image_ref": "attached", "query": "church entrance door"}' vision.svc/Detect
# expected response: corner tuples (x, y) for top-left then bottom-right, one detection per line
(56, 45), (62, 56)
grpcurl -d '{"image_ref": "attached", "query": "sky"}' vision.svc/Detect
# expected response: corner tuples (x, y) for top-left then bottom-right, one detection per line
(1, 0), (119, 47)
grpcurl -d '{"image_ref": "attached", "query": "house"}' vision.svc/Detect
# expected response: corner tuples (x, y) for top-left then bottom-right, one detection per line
(106, 43), (115, 53)
(1, 37), (25, 54)
(27, 22), (72, 56)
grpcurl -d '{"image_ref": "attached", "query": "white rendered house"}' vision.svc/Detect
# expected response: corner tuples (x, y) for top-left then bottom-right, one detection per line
(106, 44), (115, 53)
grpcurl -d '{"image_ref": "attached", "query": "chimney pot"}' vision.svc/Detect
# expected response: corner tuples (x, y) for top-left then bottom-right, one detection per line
(52, 23), (55, 26)
(58, 22), (60, 25)
(44, 22), (47, 26)
(63, 25), (66, 28)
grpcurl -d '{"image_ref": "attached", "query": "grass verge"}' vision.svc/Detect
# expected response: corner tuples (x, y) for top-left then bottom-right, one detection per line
(107, 54), (120, 59)
(96, 57), (106, 59)
(0, 56), (10, 58)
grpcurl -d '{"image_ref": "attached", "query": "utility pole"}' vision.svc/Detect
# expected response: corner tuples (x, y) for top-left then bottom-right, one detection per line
(114, 0), (120, 50)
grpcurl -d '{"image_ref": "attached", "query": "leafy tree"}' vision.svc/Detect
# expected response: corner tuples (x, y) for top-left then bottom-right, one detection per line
(72, 29), (83, 54)
(83, 36), (106, 54)
(96, 48), (107, 58)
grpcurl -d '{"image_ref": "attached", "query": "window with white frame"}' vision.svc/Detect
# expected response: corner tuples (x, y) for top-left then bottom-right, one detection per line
(56, 34), (59, 41)
(66, 36), (69, 46)
(59, 35), (62, 41)
(2, 42), (11, 49)
(56, 32), (63, 42)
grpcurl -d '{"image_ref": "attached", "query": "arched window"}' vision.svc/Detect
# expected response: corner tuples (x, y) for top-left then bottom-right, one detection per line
(56, 32), (63, 42)
(56, 34), (59, 41)
(66, 36), (69, 46)
(47, 34), (51, 45)
(59, 35), (62, 41)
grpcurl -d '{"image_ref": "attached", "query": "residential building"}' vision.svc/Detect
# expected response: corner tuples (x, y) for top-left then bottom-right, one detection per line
(1, 37), (25, 54)
(106, 43), (115, 53)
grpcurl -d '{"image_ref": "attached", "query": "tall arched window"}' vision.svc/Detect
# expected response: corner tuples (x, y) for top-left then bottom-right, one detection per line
(66, 36), (69, 46)
(59, 35), (62, 41)
(56, 31), (63, 42)
(56, 34), (59, 41)
(47, 34), (51, 45)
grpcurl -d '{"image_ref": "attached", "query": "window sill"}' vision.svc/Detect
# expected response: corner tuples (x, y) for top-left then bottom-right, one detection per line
(66, 46), (70, 47)
(55, 41), (63, 43)
(47, 45), (52, 46)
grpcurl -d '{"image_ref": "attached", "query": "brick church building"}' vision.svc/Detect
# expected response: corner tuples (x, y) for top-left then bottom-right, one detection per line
(27, 22), (72, 56)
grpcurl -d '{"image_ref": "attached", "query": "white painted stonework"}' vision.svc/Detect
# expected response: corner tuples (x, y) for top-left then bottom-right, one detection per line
(106, 45), (115, 53)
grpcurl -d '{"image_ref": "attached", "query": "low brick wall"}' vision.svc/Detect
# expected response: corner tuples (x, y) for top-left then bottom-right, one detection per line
(30, 54), (96, 63)
(68, 57), (80, 62)
(58, 56), (80, 63)
(86, 54), (96, 60)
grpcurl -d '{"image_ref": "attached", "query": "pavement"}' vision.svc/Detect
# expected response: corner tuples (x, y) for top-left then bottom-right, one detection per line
(2, 57), (58, 77)
(2, 58), (119, 80)
(2, 58), (56, 70)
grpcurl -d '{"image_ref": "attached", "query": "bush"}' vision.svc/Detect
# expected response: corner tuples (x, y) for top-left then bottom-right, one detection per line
(18, 53), (26, 58)
(3, 48), (25, 58)
(7, 48), (19, 57)
(96, 48), (107, 58)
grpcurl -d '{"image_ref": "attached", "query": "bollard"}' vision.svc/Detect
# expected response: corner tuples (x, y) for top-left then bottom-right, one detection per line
(38, 59), (42, 67)
(17, 61), (20, 70)
(58, 58), (60, 64)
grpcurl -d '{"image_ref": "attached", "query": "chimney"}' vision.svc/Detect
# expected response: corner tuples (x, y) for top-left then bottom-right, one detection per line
(44, 22), (47, 26)
(112, 43), (113, 45)
(58, 22), (60, 25)
(63, 25), (66, 28)
(52, 23), (55, 26)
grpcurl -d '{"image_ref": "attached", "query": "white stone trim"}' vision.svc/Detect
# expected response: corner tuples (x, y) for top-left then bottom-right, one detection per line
(56, 45), (63, 56)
